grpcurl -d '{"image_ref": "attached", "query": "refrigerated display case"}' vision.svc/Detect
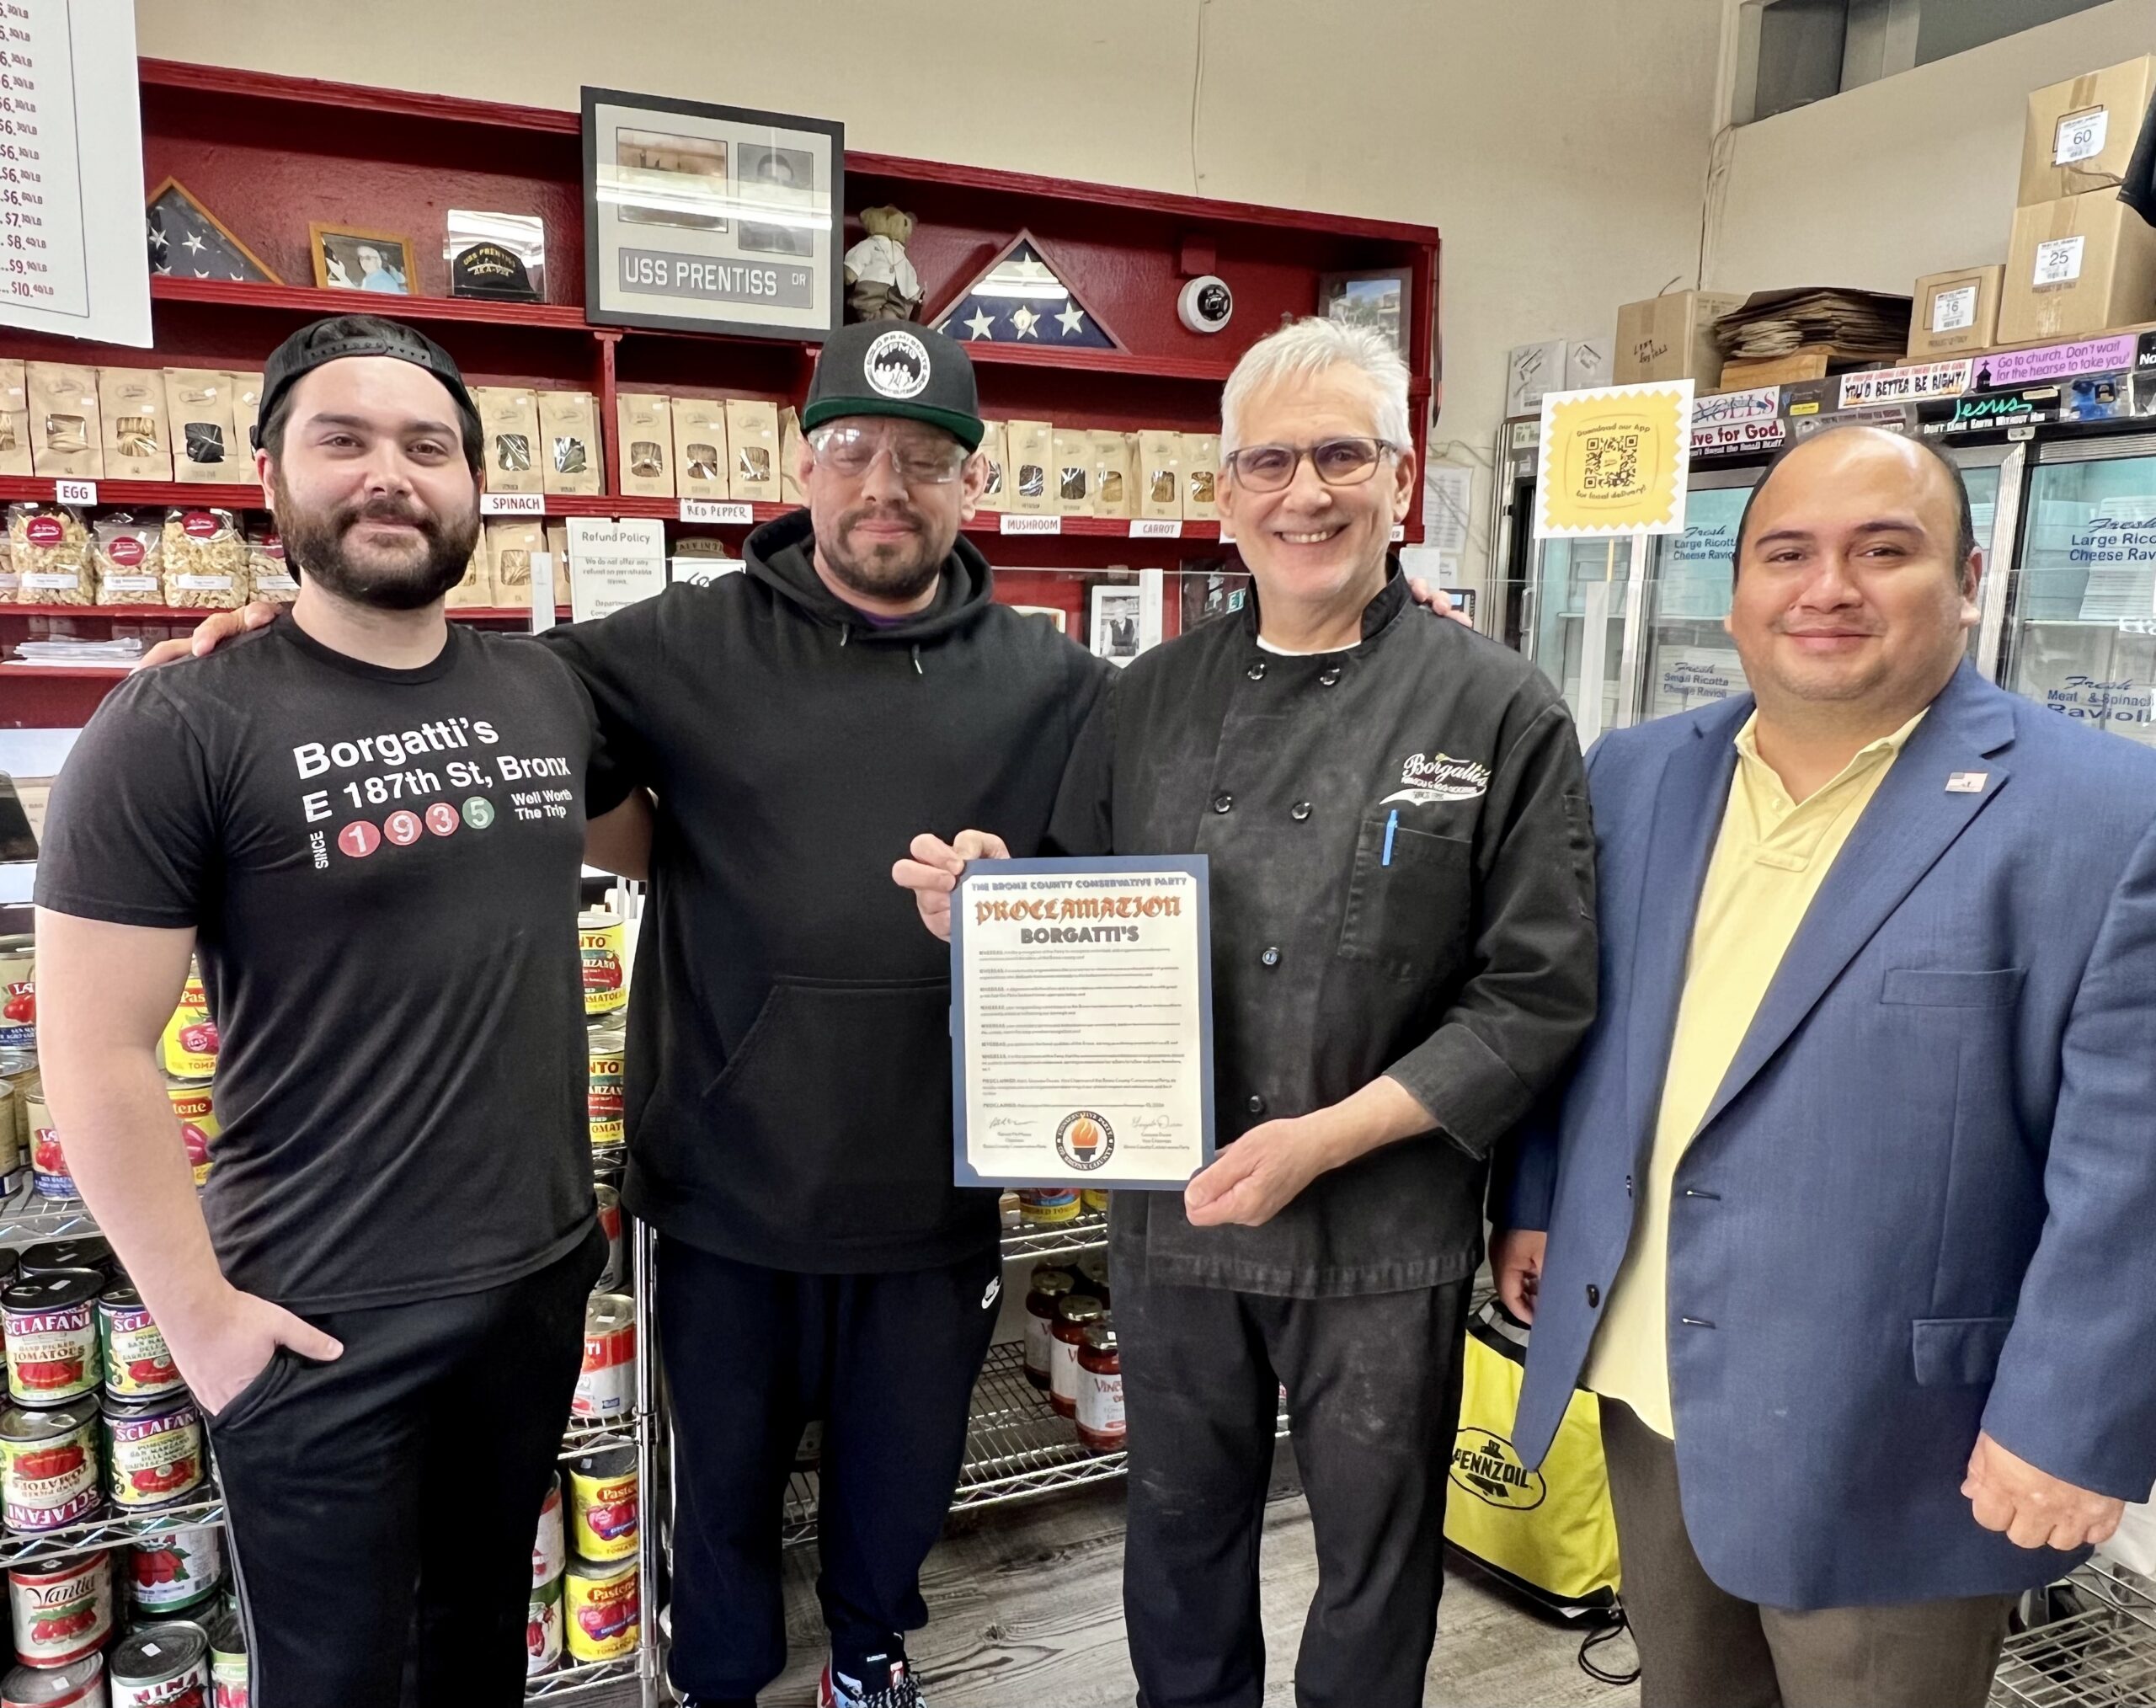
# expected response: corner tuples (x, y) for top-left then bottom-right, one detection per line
(1991, 434), (2156, 747)
(1520, 440), (2024, 738)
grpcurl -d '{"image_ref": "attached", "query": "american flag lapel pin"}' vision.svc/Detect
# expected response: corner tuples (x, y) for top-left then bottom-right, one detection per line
(1945, 771), (1988, 793)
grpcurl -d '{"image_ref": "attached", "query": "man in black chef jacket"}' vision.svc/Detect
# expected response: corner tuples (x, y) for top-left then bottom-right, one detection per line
(896, 317), (1598, 1708)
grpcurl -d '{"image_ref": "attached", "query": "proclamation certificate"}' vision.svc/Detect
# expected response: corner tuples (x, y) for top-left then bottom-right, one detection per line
(951, 857), (1214, 1190)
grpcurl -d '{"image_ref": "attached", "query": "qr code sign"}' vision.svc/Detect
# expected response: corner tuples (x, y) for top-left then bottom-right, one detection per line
(1582, 429), (1642, 494)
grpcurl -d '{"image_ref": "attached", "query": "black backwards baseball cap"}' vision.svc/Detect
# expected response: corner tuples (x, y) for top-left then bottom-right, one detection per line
(801, 320), (984, 451)
(253, 314), (483, 467)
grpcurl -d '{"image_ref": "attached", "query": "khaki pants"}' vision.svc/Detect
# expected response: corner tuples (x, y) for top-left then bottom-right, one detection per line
(1599, 1399), (2014, 1708)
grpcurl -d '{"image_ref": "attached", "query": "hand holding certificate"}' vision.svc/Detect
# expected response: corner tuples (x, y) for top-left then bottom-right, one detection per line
(950, 857), (1214, 1190)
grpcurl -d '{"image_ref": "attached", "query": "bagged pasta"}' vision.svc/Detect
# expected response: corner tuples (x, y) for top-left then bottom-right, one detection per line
(779, 406), (806, 506)
(1054, 429), (1092, 517)
(1006, 420), (1052, 515)
(26, 364), (102, 479)
(1093, 430), (1136, 520)
(472, 386), (543, 495)
(972, 421), (1006, 514)
(165, 370), (239, 483)
(445, 541), (492, 610)
(671, 397), (730, 500)
(537, 391), (601, 496)
(98, 368), (172, 481)
(724, 399), (779, 504)
(246, 522), (298, 603)
(615, 393), (673, 498)
(545, 520), (573, 608)
(0, 531), (17, 603)
(228, 371), (264, 456)
(93, 512), (166, 606)
(8, 504), (93, 605)
(484, 519), (545, 605)
(1136, 431), (1182, 520)
(161, 509), (249, 610)
(1182, 433), (1220, 522)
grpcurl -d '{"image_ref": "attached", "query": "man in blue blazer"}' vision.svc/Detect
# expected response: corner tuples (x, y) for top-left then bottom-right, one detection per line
(1491, 426), (2156, 1708)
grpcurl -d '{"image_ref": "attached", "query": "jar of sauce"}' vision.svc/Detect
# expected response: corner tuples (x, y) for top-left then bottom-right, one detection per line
(1075, 1321), (1124, 1454)
(1075, 1252), (1112, 1308)
(1049, 1294), (1105, 1420)
(1022, 1267), (1076, 1391)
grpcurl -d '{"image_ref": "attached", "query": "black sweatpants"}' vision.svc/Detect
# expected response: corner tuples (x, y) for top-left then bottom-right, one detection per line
(658, 1236), (1002, 1703)
(207, 1225), (604, 1708)
(1118, 1270), (1470, 1708)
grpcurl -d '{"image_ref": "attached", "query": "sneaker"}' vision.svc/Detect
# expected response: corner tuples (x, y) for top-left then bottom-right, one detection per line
(819, 1657), (927, 1708)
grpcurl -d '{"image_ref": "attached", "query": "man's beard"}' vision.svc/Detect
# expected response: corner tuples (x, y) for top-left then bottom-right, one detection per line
(819, 499), (953, 604)
(274, 472), (479, 611)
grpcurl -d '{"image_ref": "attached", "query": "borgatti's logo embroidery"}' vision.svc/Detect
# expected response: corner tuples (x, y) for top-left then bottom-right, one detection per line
(1380, 751), (1490, 806)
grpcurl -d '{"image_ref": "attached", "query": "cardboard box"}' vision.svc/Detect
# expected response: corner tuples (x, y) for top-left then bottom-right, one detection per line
(1505, 339), (1610, 414)
(1908, 266), (2005, 359)
(1717, 346), (1833, 388)
(723, 398), (779, 504)
(670, 396), (730, 500)
(2020, 56), (2156, 206)
(1999, 189), (2156, 348)
(1614, 291), (1748, 386)
(615, 393), (674, 499)
(1054, 428), (1093, 517)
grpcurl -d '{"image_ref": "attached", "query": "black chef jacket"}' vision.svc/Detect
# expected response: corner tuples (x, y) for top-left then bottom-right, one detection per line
(1046, 568), (1598, 1298)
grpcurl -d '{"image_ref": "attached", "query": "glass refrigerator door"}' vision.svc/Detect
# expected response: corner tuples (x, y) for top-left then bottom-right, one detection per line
(1524, 534), (1634, 744)
(1998, 444), (2156, 746)
(1637, 478), (1755, 727)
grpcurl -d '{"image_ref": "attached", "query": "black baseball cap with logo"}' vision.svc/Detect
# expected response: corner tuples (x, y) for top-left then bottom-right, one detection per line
(801, 321), (984, 451)
(253, 314), (483, 466)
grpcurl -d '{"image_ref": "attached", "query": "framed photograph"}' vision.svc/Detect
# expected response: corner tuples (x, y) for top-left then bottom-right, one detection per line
(311, 224), (415, 296)
(1090, 584), (1145, 668)
(1319, 268), (1410, 358)
(1006, 603), (1070, 633)
(584, 88), (844, 341)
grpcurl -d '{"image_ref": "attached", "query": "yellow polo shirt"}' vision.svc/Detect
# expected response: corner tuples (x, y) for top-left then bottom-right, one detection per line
(1584, 708), (1925, 1437)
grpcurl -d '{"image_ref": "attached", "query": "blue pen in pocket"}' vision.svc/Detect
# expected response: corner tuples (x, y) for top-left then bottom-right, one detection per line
(1382, 809), (1398, 867)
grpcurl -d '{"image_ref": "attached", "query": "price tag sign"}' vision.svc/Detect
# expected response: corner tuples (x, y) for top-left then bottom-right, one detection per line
(480, 492), (546, 516)
(53, 480), (96, 507)
(680, 499), (755, 525)
(1001, 514), (1063, 536)
(1129, 519), (1182, 539)
(2055, 106), (2108, 167)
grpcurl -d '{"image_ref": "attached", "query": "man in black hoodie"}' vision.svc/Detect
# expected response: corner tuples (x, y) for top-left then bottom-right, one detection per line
(158, 323), (1107, 1708)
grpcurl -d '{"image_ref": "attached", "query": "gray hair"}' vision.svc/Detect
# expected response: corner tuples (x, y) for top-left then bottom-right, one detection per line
(1219, 316), (1412, 456)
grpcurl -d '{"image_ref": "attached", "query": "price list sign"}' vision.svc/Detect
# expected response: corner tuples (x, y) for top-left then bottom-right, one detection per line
(0, 0), (149, 348)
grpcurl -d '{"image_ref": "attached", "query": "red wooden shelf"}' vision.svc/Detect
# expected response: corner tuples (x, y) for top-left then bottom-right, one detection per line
(0, 478), (263, 510)
(0, 665), (130, 680)
(149, 276), (591, 332)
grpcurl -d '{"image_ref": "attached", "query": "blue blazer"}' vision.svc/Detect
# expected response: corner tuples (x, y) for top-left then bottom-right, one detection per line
(1495, 663), (2156, 1609)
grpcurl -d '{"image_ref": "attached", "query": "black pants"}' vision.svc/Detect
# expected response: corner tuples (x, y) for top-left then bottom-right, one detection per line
(207, 1225), (604, 1708)
(1118, 1271), (1469, 1708)
(658, 1236), (1002, 1702)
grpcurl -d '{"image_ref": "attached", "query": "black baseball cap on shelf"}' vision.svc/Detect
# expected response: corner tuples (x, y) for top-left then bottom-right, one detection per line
(801, 320), (984, 450)
(253, 314), (483, 462)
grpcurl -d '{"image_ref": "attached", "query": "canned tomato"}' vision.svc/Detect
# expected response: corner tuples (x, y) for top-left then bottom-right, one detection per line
(203, 1613), (243, 1708)
(102, 1396), (204, 1510)
(525, 1572), (562, 1677)
(97, 1286), (180, 1402)
(162, 1086), (215, 1191)
(0, 1084), (19, 1189)
(568, 1448), (638, 1564)
(8, 1552), (111, 1669)
(0, 1404), (99, 1533)
(126, 1527), (223, 1616)
(1081, 1188), (1109, 1214)
(0, 1071), (35, 1193)
(107, 1621), (209, 1706)
(563, 1556), (637, 1663)
(1, 1652), (106, 1705)
(578, 912), (626, 1018)
(1017, 1188), (1081, 1225)
(572, 1295), (636, 1420)
(4, 1274), (103, 1407)
(593, 1186), (622, 1292)
(23, 1093), (69, 1206)
(586, 1028), (625, 1150)
(19, 1247), (111, 1284)
(158, 971), (217, 1082)
(0, 947), (35, 1063)
(531, 1476), (564, 1588)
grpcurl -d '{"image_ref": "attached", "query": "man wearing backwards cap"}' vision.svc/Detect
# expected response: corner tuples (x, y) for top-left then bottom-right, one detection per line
(35, 315), (649, 1705)
(163, 319), (1112, 1708)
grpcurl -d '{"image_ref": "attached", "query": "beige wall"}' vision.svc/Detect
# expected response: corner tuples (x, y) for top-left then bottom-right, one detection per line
(1705, 0), (2156, 295)
(136, 0), (1725, 590)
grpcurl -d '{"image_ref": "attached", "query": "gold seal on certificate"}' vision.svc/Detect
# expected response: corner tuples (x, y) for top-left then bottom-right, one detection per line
(951, 857), (1216, 1191)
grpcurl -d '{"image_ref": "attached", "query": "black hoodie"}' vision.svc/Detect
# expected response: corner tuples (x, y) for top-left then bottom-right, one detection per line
(546, 511), (1110, 1270)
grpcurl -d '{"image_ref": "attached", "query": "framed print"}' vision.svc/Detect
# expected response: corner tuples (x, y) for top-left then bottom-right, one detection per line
(310, 224), (415, 296)
(1319, 267), (1410, 358)
(1089, 584), (1145, 667)
(147, 179), (281, 284)
(584, 88), (844, 341)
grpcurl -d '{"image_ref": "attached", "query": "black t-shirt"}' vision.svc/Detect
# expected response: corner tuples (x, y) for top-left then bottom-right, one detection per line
(35, 615), (599, 1311)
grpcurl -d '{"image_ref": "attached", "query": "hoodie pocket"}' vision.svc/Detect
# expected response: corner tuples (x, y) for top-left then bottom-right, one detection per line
(699, 975), (958, 1234)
